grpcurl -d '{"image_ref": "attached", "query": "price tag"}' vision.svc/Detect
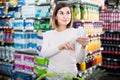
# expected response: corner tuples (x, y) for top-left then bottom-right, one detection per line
(38, 30), (42, 35)
(1, 41), (4, 45)
(11, 29), (14, 33)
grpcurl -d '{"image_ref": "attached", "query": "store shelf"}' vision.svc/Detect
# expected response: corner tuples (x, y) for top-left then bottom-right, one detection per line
(13, 17), (50, 20)
(0, 0), (105, 79)
(102, 44), (120, 47)
(0, 72), (13, 78)
(0, 2), (50, 7)
(0, 58), (14, 63)
(101, 37), (120, 41)
(102, 51), (120, 55)
(103, 20), (120, 22)
(15, 50), (39, 56)
(100, 9), (120, 75)
(57, 0), (102, 6)
(14, 71), (37, 80)
(88, 47), (103, 54)
(107, 72), (120, 76)
(35, 2), (50, 6)
(105, 30), (120, 32)
(14, 70), (34, 75)
(0, 41), (14, 46)
(0, 5), (21, 8)
(0, 6), (4, 8)
(0, 16), (12, 18)
(57, 0), (81, 4)
(87, 33), (103, 37)
(13, 29), (37, 32)
(0, 26), (12, 29)
(73, 20), (104, 23)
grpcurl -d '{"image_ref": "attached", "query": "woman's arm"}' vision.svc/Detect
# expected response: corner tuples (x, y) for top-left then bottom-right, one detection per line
(41, 32), (60, 58)
(75, 43), (87, 64)
(75, 27), (88, 64)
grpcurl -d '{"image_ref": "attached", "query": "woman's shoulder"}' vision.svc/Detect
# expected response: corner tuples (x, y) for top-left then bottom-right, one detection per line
(71, 27), (84, 30)
(69, 27), (76, 31)
(43, 30), (55, 36)
(75, 27), (85, 32)
(76, 27), (84, 30)
(70, 27), (84, 32)
(77, 27), (86, 36)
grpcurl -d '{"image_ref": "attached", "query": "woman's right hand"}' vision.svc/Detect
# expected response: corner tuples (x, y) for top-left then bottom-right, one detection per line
(58, 41), (75, 51)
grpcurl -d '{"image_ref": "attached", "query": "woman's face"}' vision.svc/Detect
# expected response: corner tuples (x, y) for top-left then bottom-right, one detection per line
(56, 7), (71, 27)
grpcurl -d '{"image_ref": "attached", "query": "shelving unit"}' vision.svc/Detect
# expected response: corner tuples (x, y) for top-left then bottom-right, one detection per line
(0, 0), (105, 80)
(100, 11), (120, 76)
(68, 0), (104, 79)
(0, 0), (51, 80)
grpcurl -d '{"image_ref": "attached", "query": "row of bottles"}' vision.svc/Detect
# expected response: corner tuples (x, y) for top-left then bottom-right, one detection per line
(101, 39), (120, 45)
(83, 22), (103, 34)
(0, 45), (14, 76)
(0, 0), (51, 6)
(101, 31), (120, 54)
(73, 22), (103, 35)
(100, 11), (120, 30)
(101, 31), (120, 41)
(101, 30), (120, 71)
(0, 1), (51, 19)
(102, 54), (120, 70)
(73, 3), (103, 72)
(0, 28), (14, 43)
(101, 31), (120, 47)
(78, 50), (102, 71)
(0, 46), (14, 61)
(100, 10), (120, 74)
(0, 61), (14, 76)
(102, 45), (120, 55)
(101, 33), (120, 48)
(0, 19), (51, 31)
(0, 1), (51, 79)
(102, 22), (120, 30)
(72, 3), (99, 21)
(100, 11), (120, 21)
(87, 35), (101, 52)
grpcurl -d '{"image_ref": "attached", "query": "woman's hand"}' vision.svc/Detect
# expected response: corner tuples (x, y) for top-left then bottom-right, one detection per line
(58, 41), (75, 51)
(76, 37), (89, 49)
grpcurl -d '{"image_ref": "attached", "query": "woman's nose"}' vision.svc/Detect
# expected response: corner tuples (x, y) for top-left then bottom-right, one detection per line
(63, 14), (68, 19)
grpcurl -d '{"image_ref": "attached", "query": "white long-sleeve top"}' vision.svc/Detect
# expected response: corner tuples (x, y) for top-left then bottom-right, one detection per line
(41, 27), (87, 76)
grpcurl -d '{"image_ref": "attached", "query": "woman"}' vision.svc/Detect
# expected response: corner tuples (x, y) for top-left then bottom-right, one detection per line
(41, 2), (89, 77)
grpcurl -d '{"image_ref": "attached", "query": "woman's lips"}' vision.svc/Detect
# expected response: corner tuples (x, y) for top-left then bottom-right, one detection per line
(63, 20), (68, 22)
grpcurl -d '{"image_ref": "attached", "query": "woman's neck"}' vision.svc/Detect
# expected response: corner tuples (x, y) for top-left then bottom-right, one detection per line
(57, 26), (67, 32)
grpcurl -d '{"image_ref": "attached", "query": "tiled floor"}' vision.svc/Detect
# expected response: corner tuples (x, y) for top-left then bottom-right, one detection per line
(101, 75), (120, 80)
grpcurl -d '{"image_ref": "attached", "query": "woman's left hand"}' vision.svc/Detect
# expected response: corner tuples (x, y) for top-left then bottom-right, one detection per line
(76, 37), (89, 49)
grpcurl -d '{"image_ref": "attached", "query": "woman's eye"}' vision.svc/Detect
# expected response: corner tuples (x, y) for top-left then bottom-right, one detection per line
(67, 11), (70, 14)
(60, 12), (63, 15)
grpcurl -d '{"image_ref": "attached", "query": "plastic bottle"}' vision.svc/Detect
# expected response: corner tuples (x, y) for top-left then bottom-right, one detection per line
(73, 4), (81, 20)
(81, 3), (88, 20)
(80, 62), (86, 71)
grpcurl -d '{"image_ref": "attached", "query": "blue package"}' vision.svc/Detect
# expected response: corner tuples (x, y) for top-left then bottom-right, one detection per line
(14, 32), (26, 39)
(28, 42), (37, 49)
(14, 72), (31, 80)
(18, 0), (25, 6)
(14, 43), (27, 49)
(26, 32), (30, 39)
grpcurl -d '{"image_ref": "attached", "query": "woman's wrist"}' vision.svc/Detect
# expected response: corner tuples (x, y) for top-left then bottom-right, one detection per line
(81, 45), (86, 49)
(58, 46), (63, 50)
